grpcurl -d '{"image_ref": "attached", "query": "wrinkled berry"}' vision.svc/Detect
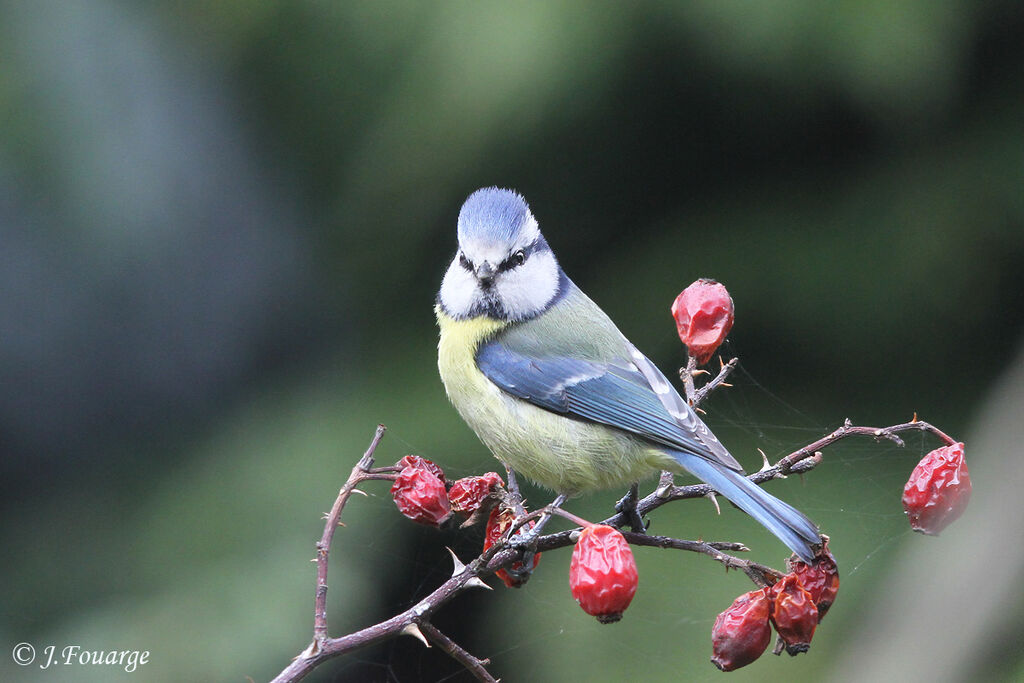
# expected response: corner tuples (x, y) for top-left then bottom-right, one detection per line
(569, 525), (639, 623)
(788, 537), (840, 621)
(711, 588), (772, 671)
(396, 454), (446, 483)
(483, 507), (541, 588)
(671, 279), (735, 365)
(769, 574), (818, 655)
(902, 442), (971, 535)
(449, 472), (504, 515)
(391, 465), (451, 526)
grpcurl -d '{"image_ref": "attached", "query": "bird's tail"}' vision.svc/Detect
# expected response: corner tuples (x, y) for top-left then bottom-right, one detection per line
(669, 450), (820, 562)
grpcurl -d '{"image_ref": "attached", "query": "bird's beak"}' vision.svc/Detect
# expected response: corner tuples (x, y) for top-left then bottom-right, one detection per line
(475, 261), (496, 286)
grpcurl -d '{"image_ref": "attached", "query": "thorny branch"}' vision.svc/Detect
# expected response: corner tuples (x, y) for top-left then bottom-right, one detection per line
(419, 621), (496, 683)
(691, 356), (739, 406)
(313, 425), (389, 645)
(272, 425), (507, 683)
(273, 355), (956, 681)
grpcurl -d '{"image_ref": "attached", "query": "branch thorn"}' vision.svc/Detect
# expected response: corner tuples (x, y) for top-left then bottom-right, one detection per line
(464, 577), (493, 591)
(707, 491), (721, 515)
(655, 471), (674, 498)
(401, 622), (431, 648)
(446, 547), (467, 576)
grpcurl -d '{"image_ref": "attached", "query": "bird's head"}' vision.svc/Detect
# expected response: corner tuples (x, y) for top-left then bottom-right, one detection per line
(438, 188), (562, 321)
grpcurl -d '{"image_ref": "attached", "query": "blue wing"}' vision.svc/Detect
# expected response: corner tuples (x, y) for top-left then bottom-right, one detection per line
(476, 331), (821, 561)
(476, 339), (742, 471)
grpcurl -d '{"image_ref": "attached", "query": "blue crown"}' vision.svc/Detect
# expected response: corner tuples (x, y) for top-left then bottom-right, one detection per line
(457, 187), (532, 245)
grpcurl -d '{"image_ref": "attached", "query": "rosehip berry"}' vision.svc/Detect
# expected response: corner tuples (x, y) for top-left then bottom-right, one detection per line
(788, 538), (840, 621)
(569, 525), (639, 623)
(769, 574), (818, 655)
(483, 507), (541, 588)
(710, 588), (772, 671)
(671, 278), (735, 365)
(396, 454), (446, 483)
(902, 442), (971, 535)
(448, 472), (504, 515)
(391, 465), (451, 526)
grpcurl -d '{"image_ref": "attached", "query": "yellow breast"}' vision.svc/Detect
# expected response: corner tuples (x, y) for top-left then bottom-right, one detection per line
(435, 306), (660, 493)
(436, 307), (506, 397)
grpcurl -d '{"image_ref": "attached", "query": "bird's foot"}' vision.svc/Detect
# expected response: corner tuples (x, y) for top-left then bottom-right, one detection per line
(615, 482), (648, 533)
(506, 493), (567, 581)
(511, 493), (567, 547)
(504, 465), (527, 515)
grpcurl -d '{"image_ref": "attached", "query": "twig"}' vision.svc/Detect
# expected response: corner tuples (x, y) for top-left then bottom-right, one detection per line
(680, 354), (698, 403)
(277, 543), (508, 682)
(314, 424), (388, 646)
(692, 357), (738, 406)
(274, 427), (505, 683)
(773, 417), (956, 473)
(589, 417), (955, 536)
(617, 533), (748, 555)
(419, 622), (496, 683)
(679, 354), (733, 406)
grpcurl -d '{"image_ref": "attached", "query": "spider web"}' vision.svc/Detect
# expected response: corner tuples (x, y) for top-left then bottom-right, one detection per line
(702, 357), (922, 577)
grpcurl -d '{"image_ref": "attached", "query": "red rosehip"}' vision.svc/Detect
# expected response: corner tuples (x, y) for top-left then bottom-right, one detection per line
(788, 538), (840, 621)
(769, 574), (818, 655)
(391, 465), (451, 526)
(483, 507), (541, 588)
(710, 588), (772, 671)
(902, 442), (971, 535)
(671, 278), (735, 365)
(448, 472), (504, 515)
(569, 525), (639, 623)
(397, 454), (446, 483)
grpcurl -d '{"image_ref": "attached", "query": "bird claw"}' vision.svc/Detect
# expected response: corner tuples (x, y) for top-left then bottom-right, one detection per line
(615, 482), (647, 532)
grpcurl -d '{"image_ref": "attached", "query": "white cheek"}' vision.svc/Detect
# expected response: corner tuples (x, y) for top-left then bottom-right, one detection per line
(439, 259), (478, 318)
(496, 251), (559, 320)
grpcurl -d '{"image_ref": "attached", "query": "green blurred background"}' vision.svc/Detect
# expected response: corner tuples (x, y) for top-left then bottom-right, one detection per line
(2, 1), (1023, 681)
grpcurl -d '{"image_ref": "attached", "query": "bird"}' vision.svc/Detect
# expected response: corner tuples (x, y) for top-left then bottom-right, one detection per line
(435, 187), (820, 561)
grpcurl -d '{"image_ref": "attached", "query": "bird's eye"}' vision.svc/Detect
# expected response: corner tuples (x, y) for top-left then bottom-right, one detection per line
(459, 253), (473, 270)
(497, 250), (527, 273)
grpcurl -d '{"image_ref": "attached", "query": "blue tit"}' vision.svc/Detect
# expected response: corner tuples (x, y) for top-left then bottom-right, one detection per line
(436, 187), (820, 561)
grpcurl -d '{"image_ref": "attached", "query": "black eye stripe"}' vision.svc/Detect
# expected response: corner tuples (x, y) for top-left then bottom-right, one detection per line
(460, 240), (541, 274)
(497, 249), (526, 272)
